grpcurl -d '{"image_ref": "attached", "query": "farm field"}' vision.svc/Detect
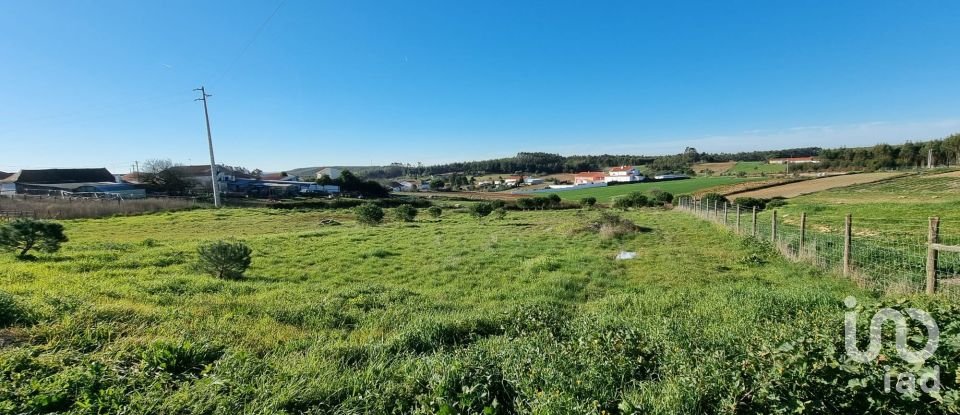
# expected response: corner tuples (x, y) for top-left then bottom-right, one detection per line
(767, 171), (960, 237)
(542, 177), (760, 202)
(729, 172), (901, 199)
(728, 161), (787, 175)
(3, 207), (954, 413)
(692, 161), (736, 175)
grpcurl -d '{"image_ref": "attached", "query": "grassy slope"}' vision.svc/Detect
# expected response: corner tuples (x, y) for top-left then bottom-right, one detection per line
(0, 208), (954, 413)
(730, 161), (787, 175)
(543, 177), (759, 202)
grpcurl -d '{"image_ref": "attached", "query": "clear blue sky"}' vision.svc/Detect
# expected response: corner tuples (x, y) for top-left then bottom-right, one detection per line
(2, 1), (959, 173)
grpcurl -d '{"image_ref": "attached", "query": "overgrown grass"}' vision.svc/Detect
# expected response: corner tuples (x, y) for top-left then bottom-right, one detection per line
(0, 196), (198, 219)
(0, 207), (955, 413)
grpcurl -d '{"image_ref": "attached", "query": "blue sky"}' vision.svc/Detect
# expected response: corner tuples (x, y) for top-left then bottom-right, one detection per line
(2, 1), (959, 173)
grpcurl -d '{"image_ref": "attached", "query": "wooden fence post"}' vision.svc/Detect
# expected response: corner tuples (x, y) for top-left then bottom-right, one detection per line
(799, 212), (807, 256)
(723, 202), (728, 226)
(752, 206), (757, 237)
(927, 216), (940, 295)
(736, 205), (741, 234)
(771, 210), (778, 242)
(843, 214), (852, 277)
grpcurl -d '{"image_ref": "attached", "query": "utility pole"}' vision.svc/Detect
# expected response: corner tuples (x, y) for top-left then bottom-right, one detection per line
(195, 86), (221, 208)
(134, 160), (140, 183)
(928, 148), (934, 169)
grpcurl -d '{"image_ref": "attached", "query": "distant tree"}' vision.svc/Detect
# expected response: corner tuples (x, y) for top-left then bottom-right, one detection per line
(392, 204), (418, 222)
(316, 174), (333, 185)
(0, 219), (68, 259)
(142, 158), (191, 193)
(579, 197), (597, 208)
(430, 179), (445, 190)
(251, 169), (263, 179)
(945, 134), (960, 165)
(355, 203), (384, 225)
(195, 240), (252, 280)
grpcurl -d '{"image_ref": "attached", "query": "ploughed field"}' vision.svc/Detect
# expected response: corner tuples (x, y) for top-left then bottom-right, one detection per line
(0, 207), (957, 413)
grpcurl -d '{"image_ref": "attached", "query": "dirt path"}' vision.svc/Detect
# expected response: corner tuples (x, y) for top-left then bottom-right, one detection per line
(728, 172), (902, 199)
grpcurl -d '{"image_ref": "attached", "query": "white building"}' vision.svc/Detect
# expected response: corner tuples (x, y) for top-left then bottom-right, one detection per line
(605, 166), (644, 183)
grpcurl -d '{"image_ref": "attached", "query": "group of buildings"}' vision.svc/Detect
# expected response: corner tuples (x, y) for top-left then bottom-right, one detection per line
(573, 166), (646, 185)
(0, 165), (343, 199)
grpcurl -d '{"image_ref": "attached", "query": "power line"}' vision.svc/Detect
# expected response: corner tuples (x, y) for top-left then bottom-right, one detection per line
(210, 0), (288, 86)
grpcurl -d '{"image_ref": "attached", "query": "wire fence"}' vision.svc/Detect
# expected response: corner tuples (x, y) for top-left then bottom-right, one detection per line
(676, 197), (960, 297)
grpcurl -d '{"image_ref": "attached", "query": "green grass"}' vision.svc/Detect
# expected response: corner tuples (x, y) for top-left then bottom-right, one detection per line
(543, 177), (759, 202)
(729, 161), (787, 175)
(0, 207), (956, 413)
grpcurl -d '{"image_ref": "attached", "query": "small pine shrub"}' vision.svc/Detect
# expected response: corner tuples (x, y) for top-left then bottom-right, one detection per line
(766, 198), (787, 208)
(427, 206), (442, 218)
(0, 218), (68, 259)
(649, 189), (674, 206)
(355, 203), (384, 226)
(579, 197), (597, 208)
(493, 207), (507, 220)
(392, 204), (418, 222)
(196, 240), (252, 280)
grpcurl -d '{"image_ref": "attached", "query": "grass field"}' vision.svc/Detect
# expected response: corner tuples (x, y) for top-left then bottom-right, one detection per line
(729, 161), (787, 175)
(0, 207), (956, 413)
(542, 177), (760, 202)
(692, 161), (737, 175)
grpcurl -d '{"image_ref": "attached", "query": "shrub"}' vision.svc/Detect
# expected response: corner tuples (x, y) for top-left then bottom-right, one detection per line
(649, 189), (674, 206)
(515, 198), (535, 210)
(141, 340), (223, 377)
(701, 192), (728, 205)
(490, 200), (506, 210)
(586, 212), (649, 240)
(392, 204), (418, 222)
(579, 197), (597, 208)
(196, 240), (252, 280)
(493, 207), (507, 220)
(427, 206), (442, 218)
(766, 198), (788, 209)
(0, 218), (68, 259)
(0, 291), (32, 327)
(469, 202), (494, 219)
(734, 197), (767, 210)
(355, 203), (385, 225)
(547, 194), (561, 207)
(612, 192), (649, 209)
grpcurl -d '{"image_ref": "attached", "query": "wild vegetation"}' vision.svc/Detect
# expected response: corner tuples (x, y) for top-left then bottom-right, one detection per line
(0, 207), (956, 413)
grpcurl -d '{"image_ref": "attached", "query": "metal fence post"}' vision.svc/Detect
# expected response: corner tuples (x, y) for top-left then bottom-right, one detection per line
(927, 216), (940, 295)
(843, 214), (852, 277)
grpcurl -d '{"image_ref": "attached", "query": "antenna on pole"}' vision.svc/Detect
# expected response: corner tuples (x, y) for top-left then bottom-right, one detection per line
(195, 86), (221, 208)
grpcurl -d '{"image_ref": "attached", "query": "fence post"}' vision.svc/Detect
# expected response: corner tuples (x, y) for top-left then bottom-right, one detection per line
(713, 199), (718, 220)
(771, 210), (778, 242)
(799, 212), (807, 256)
(723, 202), (728, 226)
(736, 205), (741, 234)
(752, 206), (757, 237)
(843, 214), (852, 277)
(927, 216), (940, 295)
